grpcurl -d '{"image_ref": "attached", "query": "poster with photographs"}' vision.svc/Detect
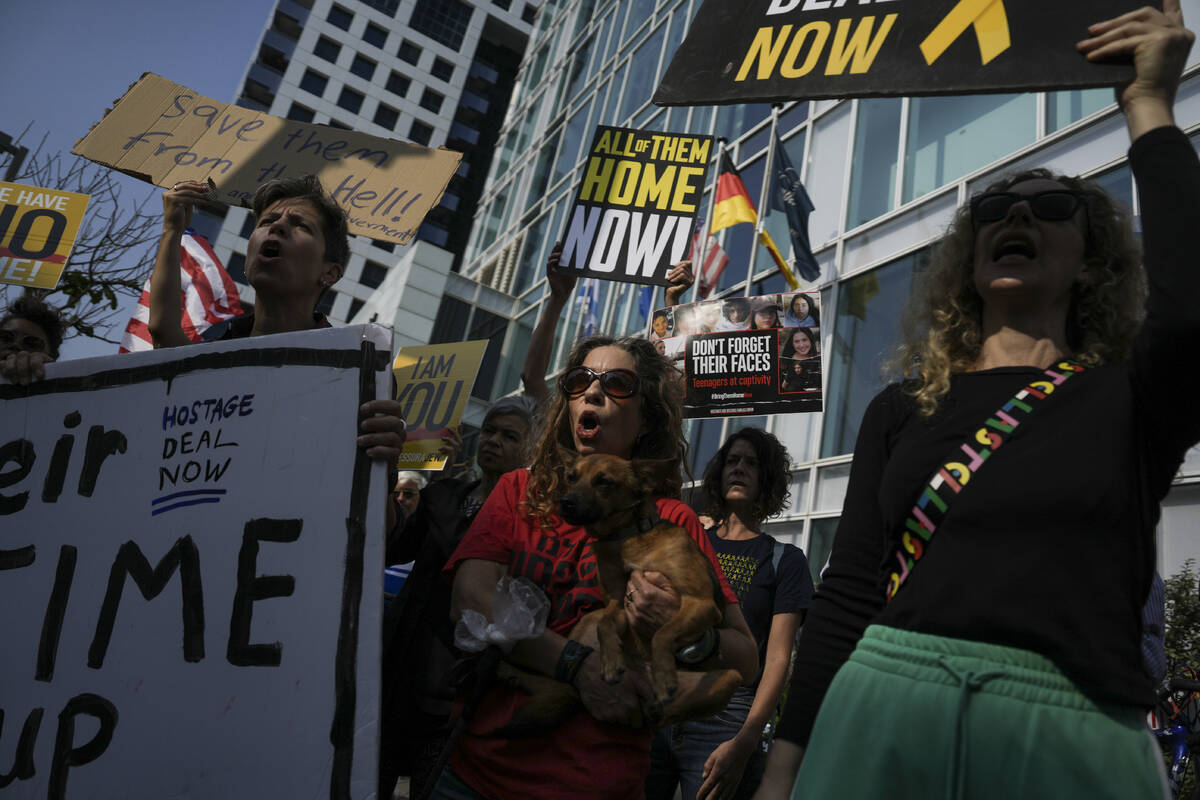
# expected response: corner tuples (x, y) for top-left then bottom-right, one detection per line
(650, 291), (822, 418)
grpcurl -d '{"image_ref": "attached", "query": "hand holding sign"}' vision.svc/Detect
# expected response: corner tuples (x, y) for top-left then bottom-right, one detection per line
(1077, 0), (1194, 139)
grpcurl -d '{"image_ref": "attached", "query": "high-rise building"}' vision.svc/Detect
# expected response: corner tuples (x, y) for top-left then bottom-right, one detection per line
(190, 0), (532, 335)
(441, 0), (1200, 579)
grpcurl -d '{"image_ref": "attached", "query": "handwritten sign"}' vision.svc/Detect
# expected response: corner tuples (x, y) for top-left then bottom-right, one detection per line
(654, 0), (1135, 105)
(557, 125), (713, 287)
(0, 181), (90, 290)
(0, 325), (390, 798)
(654, 292), (823, 417)
(72, 73), (462, 245)
(393, 339), (489, 470)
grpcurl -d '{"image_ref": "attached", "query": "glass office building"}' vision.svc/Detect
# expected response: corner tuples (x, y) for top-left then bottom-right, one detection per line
(454, 0), (1200, 580)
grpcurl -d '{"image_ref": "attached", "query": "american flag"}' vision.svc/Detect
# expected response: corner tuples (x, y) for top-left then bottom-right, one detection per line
(120, 228), (243, 353)
(690, 220), (730, 300)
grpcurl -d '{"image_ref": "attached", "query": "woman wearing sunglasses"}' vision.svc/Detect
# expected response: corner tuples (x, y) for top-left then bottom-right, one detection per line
(758, 6), (1199, 799)
(440, 336), (758, 800)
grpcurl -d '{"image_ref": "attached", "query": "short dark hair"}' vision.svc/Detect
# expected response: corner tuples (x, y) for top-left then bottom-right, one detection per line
(252, 175), (350, 268)
(701, 427), (792, 523)
(3, 294), (65, 359)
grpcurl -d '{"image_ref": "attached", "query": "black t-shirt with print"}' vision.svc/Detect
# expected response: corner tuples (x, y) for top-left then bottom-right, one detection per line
(707, 529), (814, 686)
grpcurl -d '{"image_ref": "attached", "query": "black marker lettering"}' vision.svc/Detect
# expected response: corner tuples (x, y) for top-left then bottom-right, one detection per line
(47, 694), (117, 800)
(227, 518), (302, 667)
(77, 426), (127, 497)
(36, 545), (77, 682)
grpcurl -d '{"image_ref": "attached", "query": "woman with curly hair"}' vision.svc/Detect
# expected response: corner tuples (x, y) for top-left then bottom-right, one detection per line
(782, 293), (819, 329)
(441, 335), (758, 800)
(647, 428), (813, 800)
(758, 6), (1199, 799)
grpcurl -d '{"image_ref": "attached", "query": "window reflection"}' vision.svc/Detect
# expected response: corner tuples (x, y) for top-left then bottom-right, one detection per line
(1047, 88), (1112, 133)
(807, 517), (839, 585)
(848, 98), (901, 229)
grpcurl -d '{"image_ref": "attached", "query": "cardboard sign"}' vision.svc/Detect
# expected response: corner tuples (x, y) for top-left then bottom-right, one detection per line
(558, 125), (713, 287)
(652, 292), (823, 417)
(0, 181), (90, 290)
(73, 73), (462, 245)
(0, 325), (390, 799)
(654, 0), (1136, 105)
(393, 339), (489, 470)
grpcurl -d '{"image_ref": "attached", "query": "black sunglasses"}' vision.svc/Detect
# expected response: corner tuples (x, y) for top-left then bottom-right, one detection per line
(0, 329), (48, 352)
(559, 366), (640, 399)
(971, 190), (1088, 228)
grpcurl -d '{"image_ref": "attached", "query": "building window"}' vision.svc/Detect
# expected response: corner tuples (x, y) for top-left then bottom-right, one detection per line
(337, 86), (365, 114)
(287, 103), (315, 121)
(522, 4), (535, 24)
(316, 291), (337, 316)
(314, 36), (341, 63)
(409, 0), (473, 51)
(493, 0), (511, 9)
(348, 298), (366, 320)
(385, 71), (411, 97)
(431, 57), (455, 82)
(409, 120), (433, 145)
(398, 39), (422, 65)
(327, 4), (353, 30)
(360, 260), (388, 288)
(363, 22), (388, 48)
(848, 99), (901, 230)
(420, 88), (444, 114)
(362, 0), (401, 14)
(243, 78), (274, 107)
(258, 43), (289, 74)
(350, 54), (377, 80)
(372, 239), (396, 252)
(239, 214), (256, 239)
(271, 10), (303, 40)
(226, 252), (247, 284)
(299, 69), (329, 97)
(374, 103), (400, 130)
(327, 119), (352, 130)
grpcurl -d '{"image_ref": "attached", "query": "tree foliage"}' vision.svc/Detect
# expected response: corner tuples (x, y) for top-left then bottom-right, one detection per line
(1164, 558), (1200, 675)
(1, 130), (160, 344)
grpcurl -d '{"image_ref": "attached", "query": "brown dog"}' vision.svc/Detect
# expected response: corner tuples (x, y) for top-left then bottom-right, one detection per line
(492, 453), (742, 733)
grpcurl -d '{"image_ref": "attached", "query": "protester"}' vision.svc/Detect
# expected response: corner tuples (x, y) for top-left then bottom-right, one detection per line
(760, 6), (1199, 798)
(782, 294), (818, 328)
(394, 471), (428, 520)
(379, 395), (539, 799)
(647, 429), (812, 800)
(749, 297), (781, 330)
(1, 294), (65, 384)
(438, 335), (759, 799)
(148, 176), (408, 520)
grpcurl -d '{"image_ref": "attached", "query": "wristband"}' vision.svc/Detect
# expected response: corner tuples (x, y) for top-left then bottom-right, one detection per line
(675, 627), (718, 666)
(555, 640), (594, 685)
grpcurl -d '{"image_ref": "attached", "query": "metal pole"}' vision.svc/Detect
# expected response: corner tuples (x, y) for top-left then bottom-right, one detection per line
(688, 135), (726, 305)
(744, 107), (781, 297)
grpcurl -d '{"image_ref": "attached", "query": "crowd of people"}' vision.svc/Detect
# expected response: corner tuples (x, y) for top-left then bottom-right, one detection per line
(3, 4), (1197, 799)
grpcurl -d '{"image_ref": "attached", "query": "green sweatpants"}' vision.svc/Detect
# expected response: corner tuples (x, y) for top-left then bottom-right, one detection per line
(793, 625), (1167, 800)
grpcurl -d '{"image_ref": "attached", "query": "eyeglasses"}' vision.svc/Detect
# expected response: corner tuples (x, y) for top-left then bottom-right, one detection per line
(0, 329), (48, 353)
(559, 366), (640, 399)
(971, 190), (1088, 227)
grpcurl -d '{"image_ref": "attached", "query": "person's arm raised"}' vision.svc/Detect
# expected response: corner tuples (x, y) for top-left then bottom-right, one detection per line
(522, 242), (575, 405)
(664, 260), (695, 308)
(148, 181), (208, 348)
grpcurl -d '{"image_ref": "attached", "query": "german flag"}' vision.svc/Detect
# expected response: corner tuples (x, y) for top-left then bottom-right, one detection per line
(711, 151), (757, 233)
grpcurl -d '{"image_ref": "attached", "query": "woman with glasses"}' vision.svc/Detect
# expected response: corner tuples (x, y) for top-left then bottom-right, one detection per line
(1, 294), (65, 385)
(439, 336), (758, 800)
(757, 6), (1199, 799)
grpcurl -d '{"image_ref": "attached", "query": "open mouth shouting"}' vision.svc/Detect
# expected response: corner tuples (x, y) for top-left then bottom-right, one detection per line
(576, 409), (601, 443)
(258, 238), (283, 262)
(991, 232), (1037, 264)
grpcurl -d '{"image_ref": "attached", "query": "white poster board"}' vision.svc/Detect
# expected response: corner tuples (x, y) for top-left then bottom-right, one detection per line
(0, 325), (390, 799)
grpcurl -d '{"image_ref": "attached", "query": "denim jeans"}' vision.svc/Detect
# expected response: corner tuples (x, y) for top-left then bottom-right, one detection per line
(645, 688), (766, 800)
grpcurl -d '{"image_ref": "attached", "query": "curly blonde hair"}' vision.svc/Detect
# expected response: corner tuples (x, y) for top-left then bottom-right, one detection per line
(897, 168), (1145, 416)
(524, 336), (689, 527)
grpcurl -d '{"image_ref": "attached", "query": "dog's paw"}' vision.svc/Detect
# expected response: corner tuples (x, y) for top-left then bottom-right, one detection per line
(602, 665), (626, 684)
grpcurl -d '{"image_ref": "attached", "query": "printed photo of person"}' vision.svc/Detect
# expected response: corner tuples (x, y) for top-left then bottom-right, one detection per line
(779, 327), (822, 394)
(750, 295), (783, 330)
(671, 303), (704, 338)
(715, 297), (751, 331)
(650, 309), (670, 342)
(783, 292), (820, 328)
(661, 334), (687, 362)
(697, 300), (723, 333)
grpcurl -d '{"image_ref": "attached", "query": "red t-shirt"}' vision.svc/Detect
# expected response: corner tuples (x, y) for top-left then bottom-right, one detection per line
(442, 469), (738, 800)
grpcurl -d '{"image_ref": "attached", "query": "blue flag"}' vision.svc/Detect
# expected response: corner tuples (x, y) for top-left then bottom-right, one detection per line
(770, 133), (820, 283)
(638, 285), (654, 322)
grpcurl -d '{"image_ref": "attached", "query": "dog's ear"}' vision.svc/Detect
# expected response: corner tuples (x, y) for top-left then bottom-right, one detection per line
(631, 457), (677, 488)
(557, 445), (580, 469)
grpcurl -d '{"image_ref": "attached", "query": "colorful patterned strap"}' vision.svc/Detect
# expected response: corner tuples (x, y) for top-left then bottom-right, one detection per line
(884, 361), (1088, 602)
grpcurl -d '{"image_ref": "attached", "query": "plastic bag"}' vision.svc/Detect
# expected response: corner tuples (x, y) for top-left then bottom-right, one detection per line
(454, 576), (550, 653)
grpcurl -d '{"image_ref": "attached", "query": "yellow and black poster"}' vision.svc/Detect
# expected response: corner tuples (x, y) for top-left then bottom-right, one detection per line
(557, 125), (713, 287)
(393, 339), (488, 470)
(654, 0), (1136, 106)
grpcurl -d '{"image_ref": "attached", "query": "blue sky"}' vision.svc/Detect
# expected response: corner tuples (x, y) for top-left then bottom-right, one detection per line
(0, 0), (276, 359)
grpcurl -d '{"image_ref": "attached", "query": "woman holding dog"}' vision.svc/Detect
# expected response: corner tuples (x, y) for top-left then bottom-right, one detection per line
(441, 336), (758, 800)
(757, 5), (1199, 798)
(647, 429), (813, 800)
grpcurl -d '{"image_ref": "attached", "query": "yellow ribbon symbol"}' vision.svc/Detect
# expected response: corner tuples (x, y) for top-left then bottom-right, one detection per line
(920, 0), (1011, 66)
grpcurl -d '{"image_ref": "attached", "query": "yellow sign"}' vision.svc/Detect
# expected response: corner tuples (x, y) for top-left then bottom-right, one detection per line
(0, 181), (90, 290)
(392, 339), (489, 471)
(920, 0), (1011, 66)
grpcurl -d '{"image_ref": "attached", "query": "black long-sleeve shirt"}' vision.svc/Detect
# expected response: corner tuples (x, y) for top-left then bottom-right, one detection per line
(779, 126), (1200, 746)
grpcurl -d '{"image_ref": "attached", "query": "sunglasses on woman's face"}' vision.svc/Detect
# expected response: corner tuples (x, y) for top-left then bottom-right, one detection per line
(0, 329), (48, 353)
(559, 366), (640, 399)
(971, 190), (1088, 228)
